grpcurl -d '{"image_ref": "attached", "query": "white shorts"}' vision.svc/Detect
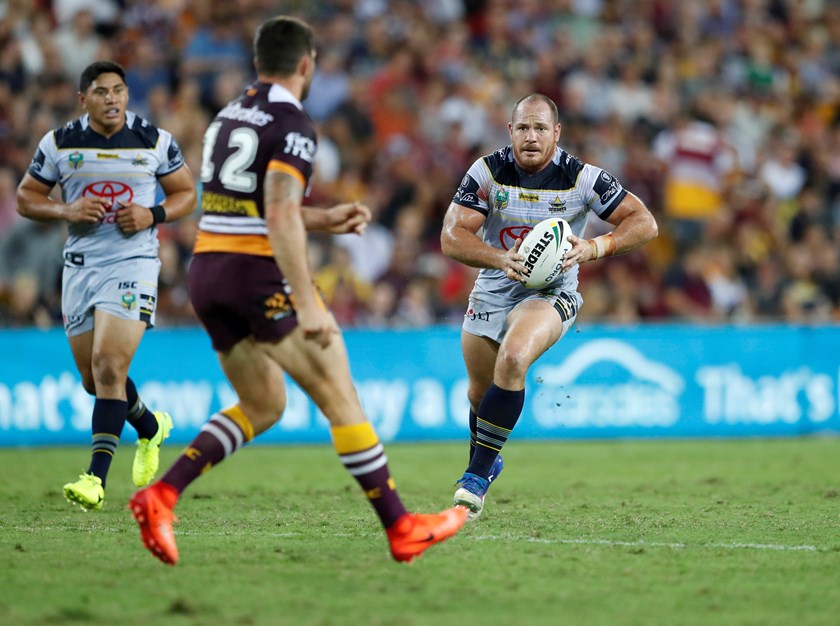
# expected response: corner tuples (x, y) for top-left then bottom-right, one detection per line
(462, 290), (582, 344)
(62, 257), (160, 337)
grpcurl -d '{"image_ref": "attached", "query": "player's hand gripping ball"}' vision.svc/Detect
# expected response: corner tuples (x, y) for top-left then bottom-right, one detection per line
(518, 217), (573, 289)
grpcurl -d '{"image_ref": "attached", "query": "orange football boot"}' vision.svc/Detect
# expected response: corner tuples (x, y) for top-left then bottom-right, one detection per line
(386, 506), (468, 563)
(129, 482), (180, 565)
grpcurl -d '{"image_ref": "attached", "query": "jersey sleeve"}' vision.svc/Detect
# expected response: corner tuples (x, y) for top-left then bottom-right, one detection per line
(155, 129), (186, 177)
(578, 163), (628, 220)
(266, 111), (317, 189)
(27, 132), (60, 185)
(452, 157), (491, 216)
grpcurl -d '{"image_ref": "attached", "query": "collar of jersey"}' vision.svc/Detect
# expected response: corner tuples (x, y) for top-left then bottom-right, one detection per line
(264, 83), (303, 110)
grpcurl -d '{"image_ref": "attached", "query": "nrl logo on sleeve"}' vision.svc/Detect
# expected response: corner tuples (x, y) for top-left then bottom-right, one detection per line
(494, 187), (509, 209)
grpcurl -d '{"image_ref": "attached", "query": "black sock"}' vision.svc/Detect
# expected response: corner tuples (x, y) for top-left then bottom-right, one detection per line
(466, 384), (524, 479)
(87, 399), (128, 486)
(468, 408), (477, 462)
(125, 377), (157, 440)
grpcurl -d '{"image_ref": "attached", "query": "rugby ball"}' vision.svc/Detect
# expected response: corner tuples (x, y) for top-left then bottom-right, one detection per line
(518, 218), (573, 289)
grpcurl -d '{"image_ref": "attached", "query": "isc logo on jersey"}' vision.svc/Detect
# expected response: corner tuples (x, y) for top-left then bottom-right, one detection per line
(519, 218), (573, 289)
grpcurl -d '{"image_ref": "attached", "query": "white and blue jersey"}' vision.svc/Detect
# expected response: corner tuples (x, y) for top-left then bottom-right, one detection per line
(453, 145), (627, 307)
(27, 111), (185, 267)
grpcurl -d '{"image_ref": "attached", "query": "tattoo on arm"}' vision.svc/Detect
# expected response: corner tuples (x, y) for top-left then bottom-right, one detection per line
(264, 170), (304, 208)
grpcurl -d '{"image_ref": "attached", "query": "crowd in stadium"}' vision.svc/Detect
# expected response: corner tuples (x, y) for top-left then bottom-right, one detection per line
(1, 0), (839, 329)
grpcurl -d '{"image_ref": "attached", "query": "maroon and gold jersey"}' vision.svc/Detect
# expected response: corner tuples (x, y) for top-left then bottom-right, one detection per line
(194, 82), (317, 256)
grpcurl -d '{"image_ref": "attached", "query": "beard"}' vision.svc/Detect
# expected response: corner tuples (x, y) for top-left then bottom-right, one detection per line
(515, 147), (548, 170)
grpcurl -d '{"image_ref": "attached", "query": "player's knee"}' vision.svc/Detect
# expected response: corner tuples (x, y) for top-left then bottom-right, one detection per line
(90, 354), (129, 389)
(495, 348), (530, 382)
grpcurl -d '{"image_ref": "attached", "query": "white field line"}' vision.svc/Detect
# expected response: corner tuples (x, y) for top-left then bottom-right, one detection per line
(7, 525), (824, 552)
(471, 534), (821, 552)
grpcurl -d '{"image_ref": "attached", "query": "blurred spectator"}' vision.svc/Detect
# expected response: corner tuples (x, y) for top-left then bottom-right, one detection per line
(332, 202), (394, 283)
(180, 3), (249, 110)
(662, 243), (718, 322)
(52, 0), (119, 28)
(123, 37), (171, 118)
(0, 219), (65, 325)
(759, 131), (807, 201)
(0, 166), (20, 232)
(16, 9), (54, 79)
(564, 42), (614, 123)
(608, 61), (654, 125)
(782, 243), (833, 323)
(703, 243), (749, 320)
(747, 256), (786, 320)
(395, 276), (436, 328)
(652, 97), (738, 245)
(357, 280), (398, 328)
(120, 0), (182, 50)
(53, 9), (108, 82)
(315, 243), (372, 326)
(367, 46), (420, 146)
(306, 49), (351, 122)
(322, 76), (376, 171)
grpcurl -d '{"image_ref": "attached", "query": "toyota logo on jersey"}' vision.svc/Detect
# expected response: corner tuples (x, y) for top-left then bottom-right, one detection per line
(83, 181), (133, 210)
(499, 225), (533, 250)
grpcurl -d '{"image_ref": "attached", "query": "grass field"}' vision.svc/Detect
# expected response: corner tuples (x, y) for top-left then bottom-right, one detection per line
(2, 438), (840, 626)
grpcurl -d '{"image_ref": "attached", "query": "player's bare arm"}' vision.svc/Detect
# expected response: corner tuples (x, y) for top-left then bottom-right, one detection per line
(115, 165), (197, 234)
(441, 202), (528, 282)
(264, 168), (337, 348)
(16, 174), (107, 223)
(302, 201), (371, 235)
(562, 192), (658, 270)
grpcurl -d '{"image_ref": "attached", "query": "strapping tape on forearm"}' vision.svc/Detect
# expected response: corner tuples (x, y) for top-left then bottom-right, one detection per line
(587, 233), (617, 260)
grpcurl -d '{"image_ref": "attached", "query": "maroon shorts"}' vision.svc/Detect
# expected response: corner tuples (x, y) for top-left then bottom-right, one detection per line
(189, 253), (299, 352)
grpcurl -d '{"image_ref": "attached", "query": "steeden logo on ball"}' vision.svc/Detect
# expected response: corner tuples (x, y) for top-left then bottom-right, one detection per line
(519, 218), (572, 289)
